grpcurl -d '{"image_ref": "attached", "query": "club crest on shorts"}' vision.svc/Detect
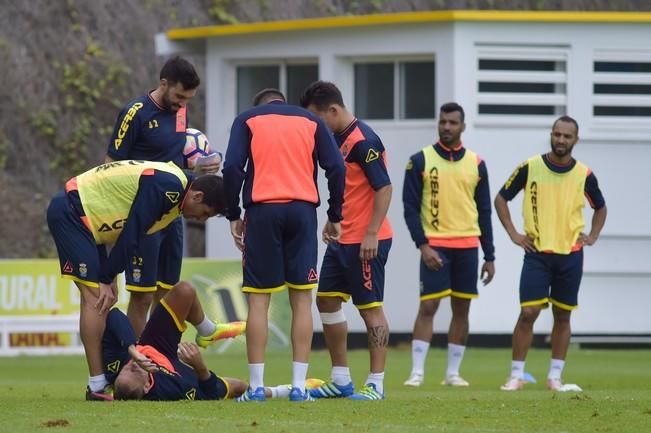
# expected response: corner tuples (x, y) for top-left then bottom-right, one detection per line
(132, 268), (142, 283)
(79, 263), (88, 278)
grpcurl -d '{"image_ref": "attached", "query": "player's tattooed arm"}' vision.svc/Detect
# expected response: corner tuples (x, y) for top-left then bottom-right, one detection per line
(368, 325), (389, 348)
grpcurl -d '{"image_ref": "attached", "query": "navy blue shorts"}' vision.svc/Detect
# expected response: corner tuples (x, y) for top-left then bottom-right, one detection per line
(242, 202), (318, 293)
(47, 191), (106, 288)
(125, 218), (183, 293)
(519, 250), (583, 311)
(317, 239), (391, 309)
(420, 247), (479, 301)
(139, 298), (186, 359)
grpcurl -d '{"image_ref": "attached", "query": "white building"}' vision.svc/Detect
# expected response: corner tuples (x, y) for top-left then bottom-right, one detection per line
(158, 10), (651, 338)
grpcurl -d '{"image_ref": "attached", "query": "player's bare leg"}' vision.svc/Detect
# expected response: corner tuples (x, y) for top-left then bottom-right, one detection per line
(316, 296), (348, 367)
(350, 306), (388, 400)
(501, 306), (542, 391)
(288, 289), (313, 399)
(443, 297), (471, 386)
(127, 291), (153, 338)
(546, 306), (579, 391)
(405, 298), (440, 386)
(78, 283), (110, 398)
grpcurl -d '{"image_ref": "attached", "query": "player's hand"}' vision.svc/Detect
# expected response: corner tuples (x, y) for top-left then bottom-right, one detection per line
(481, 261), (495, 286)
(128, 346), (159, 373)
(509, 232), (536, 253)
(95, 282), (117, 315)
(578, 232), (597, 246)
(322, 221), (341, 244)
(360, 232), (379, 261)
(419, 244), (443, 271)
(230, 219), (244, 251)
(177, 342), (209, 376)
(194, 153), (222, 174)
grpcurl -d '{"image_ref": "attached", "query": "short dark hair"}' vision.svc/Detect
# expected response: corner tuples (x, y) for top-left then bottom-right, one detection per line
(191, 175), (226, 215)
(160, 56), (200, 90)
(300, 81), (345, 110)
(252, 88), (286, 106)
(114, 380), (145, 401)
(440, 102), (465, 122)
(553, 115), (579, 135)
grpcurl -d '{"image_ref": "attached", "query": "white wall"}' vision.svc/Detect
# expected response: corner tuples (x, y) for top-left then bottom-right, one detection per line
(195, 19), (651, 334)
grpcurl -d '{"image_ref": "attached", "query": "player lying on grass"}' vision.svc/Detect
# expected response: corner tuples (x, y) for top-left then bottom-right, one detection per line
(101, 280), (318, 401)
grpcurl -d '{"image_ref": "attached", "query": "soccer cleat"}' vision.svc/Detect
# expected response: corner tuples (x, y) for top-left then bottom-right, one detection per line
(500, 377), (526, 391)
(441, 375), (470, 387)
(195, 320), (246, 348)
(349, 383), (384, 400)
(235, 386), (266, 402)
(547, 378), (582, 392)
(289, 387), (314, 402)
(403, 372), (424, 387)
(85, 385), (113, 401)
(309, 381), (354, 399)
(305, 378), (326, 390)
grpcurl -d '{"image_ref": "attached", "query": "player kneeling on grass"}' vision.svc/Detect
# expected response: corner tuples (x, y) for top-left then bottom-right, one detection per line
(100, 280), (277, 401)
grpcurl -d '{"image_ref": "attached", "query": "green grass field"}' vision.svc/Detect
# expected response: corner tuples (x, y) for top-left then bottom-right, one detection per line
(1, 348), (650, 433)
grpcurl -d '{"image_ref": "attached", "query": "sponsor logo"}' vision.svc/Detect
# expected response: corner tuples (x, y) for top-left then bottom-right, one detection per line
(365, 148), (380, 163)
(107, 360), (120, 373)
(98, 219), (128, 232)
(362, 260), (372, 291)
(308, 269), (318, 282)
(62, 261), (74, 274)
(114, 102), (144, 150)
(165, 192), (180, 204)
(79, 263), (87, 278)
(341, 144), (349, 157)
(529, 181), (539, 235)
(429, 166), (439, 231)
(504, 161), (527, 190)
(185, 388), (196, 400)
(406, 160), (413, 170)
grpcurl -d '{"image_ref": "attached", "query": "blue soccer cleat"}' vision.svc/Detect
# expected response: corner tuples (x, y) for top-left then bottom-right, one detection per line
(289, 387), (314, 402)
(235, 386), (266, 402)
(309, 381), (354, 399)
(349, 383), (384, 401)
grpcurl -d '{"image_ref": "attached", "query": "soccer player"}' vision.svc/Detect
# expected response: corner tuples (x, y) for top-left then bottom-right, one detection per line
(223, 88), (345, 402)
(46, 159), (226, 400)
(299, 81), (392, 401)
(495, 116), (607, 392)
(105, 56), (220, 338)
(403, 102), (495, 388)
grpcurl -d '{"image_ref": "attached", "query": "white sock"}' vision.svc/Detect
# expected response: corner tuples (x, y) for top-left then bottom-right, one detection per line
(367, 372), (385, 394)
(268, 385), (291, 399)
(510, 360), (525, 380)
(292, 361), (309, 391)
(195, 317), (216, 336)
(248, 363), (264, 389)
(410, 339), (430, 375)
(446, 343), (466, 377)
(331, 366), (352, 386)
(88, 374), (108, 392)
(548, 358), (565, 380)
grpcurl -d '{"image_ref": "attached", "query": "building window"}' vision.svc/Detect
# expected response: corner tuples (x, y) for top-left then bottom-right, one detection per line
(236, 62), (318, 113)
(354, 59), (435, 120)
(476, 47), (567, 119)
(593, 60), (651, 117)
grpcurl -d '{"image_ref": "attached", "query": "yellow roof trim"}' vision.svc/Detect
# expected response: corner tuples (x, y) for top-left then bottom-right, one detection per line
(167, 10), (651, 40)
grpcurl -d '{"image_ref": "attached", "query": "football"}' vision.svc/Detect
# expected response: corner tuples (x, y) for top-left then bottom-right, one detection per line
(183, 128), (213, 169)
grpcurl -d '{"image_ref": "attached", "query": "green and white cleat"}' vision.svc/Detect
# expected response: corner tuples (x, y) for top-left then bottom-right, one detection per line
(349, 383), (384, 400)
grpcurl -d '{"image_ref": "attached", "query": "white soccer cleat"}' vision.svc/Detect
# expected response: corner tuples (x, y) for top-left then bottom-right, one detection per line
(403, 372), (424, 387)
(441, 375), (469, 387)
(547, 378), (582, 392)
(500, 377), (526, 391)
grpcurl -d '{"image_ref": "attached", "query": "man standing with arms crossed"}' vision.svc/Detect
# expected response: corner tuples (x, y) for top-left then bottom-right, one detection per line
(403, 102), (495, 388)
(106, 56), (219, 337)
(223, 88), (345, 402)
(495, 116), (607, 392)
(300, 81), (392, 401)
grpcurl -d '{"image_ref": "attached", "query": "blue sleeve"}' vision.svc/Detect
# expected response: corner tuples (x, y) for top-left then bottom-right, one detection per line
(402, 152), (428, 248)
(105, 308), (136, 348)
(102, 308), (135, 384)
(475, 161), (495, 261)
(585, 171), (606, 209)
(100, 171), (184, 283)
(107, 101), (144, 160)
(315, 118), (345, 222)
(351, 139), (391, 190)
(499, 162), (528, 201)
(222, 115), (251, 221)
(195, 372), (222, 400)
